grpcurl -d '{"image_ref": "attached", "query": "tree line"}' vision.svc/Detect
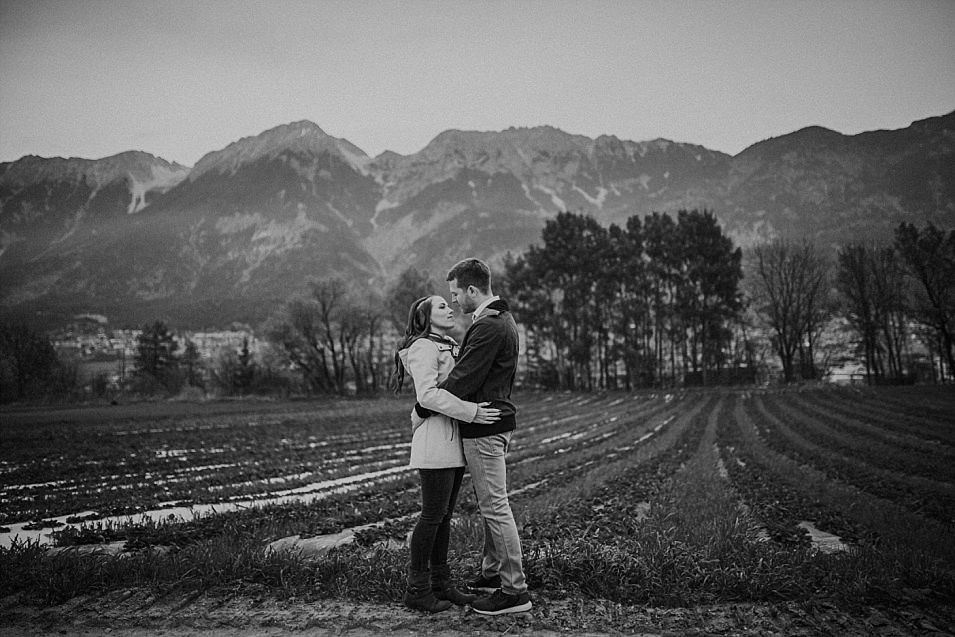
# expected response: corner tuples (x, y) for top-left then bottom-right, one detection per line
(503, 210), (744, 389)
(511, 212), (953, 388)
(0, 268), (438, 403)
(1, 212), (951, 403)
(748, 223), (954, 384)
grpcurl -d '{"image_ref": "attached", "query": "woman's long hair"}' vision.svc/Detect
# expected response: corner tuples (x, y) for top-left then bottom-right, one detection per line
(391, 295), (434, 395)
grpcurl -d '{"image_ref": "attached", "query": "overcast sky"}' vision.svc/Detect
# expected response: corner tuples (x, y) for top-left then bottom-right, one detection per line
(1, 0), (953, 166)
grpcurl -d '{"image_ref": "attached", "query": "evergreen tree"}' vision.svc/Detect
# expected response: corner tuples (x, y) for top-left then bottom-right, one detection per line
(644, 212), (682, 385)
(0, 323), (61, 402)
(233, 337), (256, 394)
(676, 209), (743, 385)
(609, 217), (652, 388)
(134, 321), (180, 392)
(522, 211), (609, 389)
(181, 339), (204, 388)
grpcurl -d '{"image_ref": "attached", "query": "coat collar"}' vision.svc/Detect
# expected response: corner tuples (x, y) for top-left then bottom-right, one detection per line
(472, 297), (509, 322)
(472, 296), (500, 321)
(426, 333), (459, 357)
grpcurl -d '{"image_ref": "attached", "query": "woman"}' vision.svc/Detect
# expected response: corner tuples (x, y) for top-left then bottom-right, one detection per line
(393, 294), (500, 613)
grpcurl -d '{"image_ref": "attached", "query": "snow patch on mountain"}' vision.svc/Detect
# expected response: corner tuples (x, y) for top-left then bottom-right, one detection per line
(335, 140), (372, 174)
(535, 184), (567, 210)
(127, 164), (191, 213)
(369, 198), (400, 230)
(374, 198), (399, 214)
(573, 185), (609, 208)
(519, 182), (558, 212)
(326, 203), (353, 228)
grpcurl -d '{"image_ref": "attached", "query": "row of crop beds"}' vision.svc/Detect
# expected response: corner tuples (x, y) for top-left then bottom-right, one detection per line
(2, 386), (953, 624)
(735, 388), (955, 526)
(712, 387), (955, 583)
(3, 388), (951, 548)
(0, 399), (416, 523)
(0, 391), (696, 546)
(514, 387), (955, 609)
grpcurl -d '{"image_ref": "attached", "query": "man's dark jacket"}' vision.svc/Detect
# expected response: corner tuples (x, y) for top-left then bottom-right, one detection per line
(416, 298), (519, 438)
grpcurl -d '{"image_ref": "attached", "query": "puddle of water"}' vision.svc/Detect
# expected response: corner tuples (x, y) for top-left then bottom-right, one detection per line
(155, 449), (189, 458)
(342, 443), (410, 456)
(540, 431), (574, 445)
(798, 520), (849, 553)
(3, 478), (72, 491)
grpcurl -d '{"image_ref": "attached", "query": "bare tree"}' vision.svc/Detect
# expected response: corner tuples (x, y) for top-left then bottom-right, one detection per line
(868, 247), (908, 380)
(265, 278), (345, 394)
(838, 243), (881, 381)
(895, 223), (955, 381)
(750, 239), (831, 383)
(341, 295), (387, 395)
(265, 277), (389, 395)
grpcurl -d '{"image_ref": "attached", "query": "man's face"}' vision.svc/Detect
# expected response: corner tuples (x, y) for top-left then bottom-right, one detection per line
(448, 279), (477, 314)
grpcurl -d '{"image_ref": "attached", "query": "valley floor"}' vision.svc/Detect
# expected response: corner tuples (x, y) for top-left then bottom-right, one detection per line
(4, 387), (955, 636)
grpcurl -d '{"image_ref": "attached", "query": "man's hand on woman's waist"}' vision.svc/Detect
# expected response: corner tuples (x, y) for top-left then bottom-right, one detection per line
(414, 402), (434, 419)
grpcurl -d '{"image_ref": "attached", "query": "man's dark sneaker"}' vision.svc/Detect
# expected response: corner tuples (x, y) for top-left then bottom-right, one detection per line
(471, 590), (532, 615)
(467, 574), (501, 592)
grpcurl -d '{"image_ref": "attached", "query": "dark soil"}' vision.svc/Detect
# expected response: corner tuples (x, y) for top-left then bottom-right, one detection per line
(1, 588), (952, 636)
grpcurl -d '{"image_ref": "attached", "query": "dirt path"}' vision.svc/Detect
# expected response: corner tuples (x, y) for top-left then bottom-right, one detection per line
(1, 589), (952, 636)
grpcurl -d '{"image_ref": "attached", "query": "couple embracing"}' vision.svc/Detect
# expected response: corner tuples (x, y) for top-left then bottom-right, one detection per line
(392, 258), (531, 616)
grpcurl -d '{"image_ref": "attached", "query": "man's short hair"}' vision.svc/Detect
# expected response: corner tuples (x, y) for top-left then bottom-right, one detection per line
(446, 258), (491, 293)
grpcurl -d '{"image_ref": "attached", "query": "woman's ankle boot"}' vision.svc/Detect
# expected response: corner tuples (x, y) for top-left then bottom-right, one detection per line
(404, 569), (452, 613)
(431, 564), (478, 605)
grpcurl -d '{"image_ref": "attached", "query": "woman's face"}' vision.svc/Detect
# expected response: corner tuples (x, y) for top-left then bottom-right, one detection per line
(429, 295), (455, 332)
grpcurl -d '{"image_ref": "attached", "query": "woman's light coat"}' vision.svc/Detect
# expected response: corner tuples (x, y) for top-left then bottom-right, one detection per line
(398, 336), (478, 469)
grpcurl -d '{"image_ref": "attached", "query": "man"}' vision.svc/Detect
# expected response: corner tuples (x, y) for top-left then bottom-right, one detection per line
(417, 257), (531, 615)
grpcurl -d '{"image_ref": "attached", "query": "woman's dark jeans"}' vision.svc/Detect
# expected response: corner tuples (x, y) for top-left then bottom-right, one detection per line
(409, 466), (465, 571)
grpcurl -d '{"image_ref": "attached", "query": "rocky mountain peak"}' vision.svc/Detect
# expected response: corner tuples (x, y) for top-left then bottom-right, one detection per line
(593, 135), (729, 163)
(90, 151), (190, 185)
(738, 126), (848, 162)
(189, 120), (371, 181)
(0, 151), (186, 189)
(420, 125), (592, 160)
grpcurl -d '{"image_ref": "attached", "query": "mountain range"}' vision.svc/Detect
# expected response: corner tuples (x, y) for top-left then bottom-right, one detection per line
(1, 111), (953, 328)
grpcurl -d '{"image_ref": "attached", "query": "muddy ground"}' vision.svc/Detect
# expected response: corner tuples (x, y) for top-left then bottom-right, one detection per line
(1, 589), (952, 636)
